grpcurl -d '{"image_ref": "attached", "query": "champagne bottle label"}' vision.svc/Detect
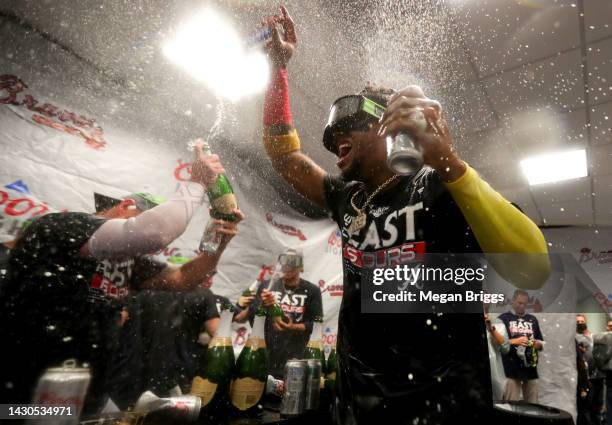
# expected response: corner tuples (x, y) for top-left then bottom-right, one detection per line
(230, 378), (265, 411)
(191, 376), (218, 407)
(327, 371), (336, 381)
(307, 340), (322, 350)
(244, 337), (266, 351)
(209, 336), (233, 348)
(211, 193), (238, 215)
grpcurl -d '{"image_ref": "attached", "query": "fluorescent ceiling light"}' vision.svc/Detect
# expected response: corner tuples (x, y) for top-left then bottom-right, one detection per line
(520, 149), (587, 186)
(163, 8), (269, 101)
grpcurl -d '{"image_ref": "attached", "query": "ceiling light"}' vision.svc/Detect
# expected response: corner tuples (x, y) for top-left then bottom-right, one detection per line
(520, 149), (588, 186)
(163, 8), (269, 101)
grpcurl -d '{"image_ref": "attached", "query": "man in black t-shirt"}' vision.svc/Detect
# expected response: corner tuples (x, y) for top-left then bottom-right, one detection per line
(258, 6), (550, 424)
(498, 290), (544, 403)
(237, 249), (323, 379)
(0, 144), (243, 413)
(135, 285), (220, 397)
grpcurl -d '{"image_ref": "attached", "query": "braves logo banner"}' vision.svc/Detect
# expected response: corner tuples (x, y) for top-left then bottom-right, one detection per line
(0, 74), (107, 150)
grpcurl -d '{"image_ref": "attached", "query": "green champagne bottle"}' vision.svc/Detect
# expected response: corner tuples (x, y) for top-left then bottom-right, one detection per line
(201, 141), (237, 221)
(191, 302), (236, 418)
(324, 344), (337, 392)
(241, 280), (260, 298)
(304, 320), (325, 363)
(304, 320), (325, 391)
(230, 307), (268, 415)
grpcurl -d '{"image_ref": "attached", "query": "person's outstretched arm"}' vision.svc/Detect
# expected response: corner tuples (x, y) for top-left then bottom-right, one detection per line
(140, 209), (245, 292)
(262, 6), (327, 209)
(82, 142), (224, 259)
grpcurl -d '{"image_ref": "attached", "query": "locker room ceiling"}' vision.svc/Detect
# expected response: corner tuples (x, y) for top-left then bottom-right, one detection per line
(1, 0), (611, 226)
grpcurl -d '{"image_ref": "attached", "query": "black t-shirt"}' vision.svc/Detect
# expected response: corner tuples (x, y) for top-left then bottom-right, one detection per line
(250, 278), (323, 379)
(214, 294), (231, 315)
(0, 212), (166, 407)
(136, 288), (219, 395)
(323, 170), (492, 423)
(498, 311), (543, 380)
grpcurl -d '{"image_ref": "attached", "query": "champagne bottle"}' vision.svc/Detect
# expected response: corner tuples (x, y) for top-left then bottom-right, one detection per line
(324, 344), (337, 392)
(201, 141), (237, 221)
(198, 141), (238, 253)
(191, 302), (236, 418)
(241, 280), (260, 298)
(230, 307), (268, 415)
(304, 320), (325, 365)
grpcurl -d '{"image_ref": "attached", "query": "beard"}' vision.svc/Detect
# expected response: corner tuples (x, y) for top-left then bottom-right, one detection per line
(340, 157), (363, 182)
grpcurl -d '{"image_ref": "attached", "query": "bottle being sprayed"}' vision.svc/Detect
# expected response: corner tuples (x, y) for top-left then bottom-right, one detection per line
(197, 101), (239, 253)
(265, 262), (290, 322)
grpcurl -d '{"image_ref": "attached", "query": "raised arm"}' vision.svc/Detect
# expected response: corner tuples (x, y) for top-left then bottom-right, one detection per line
(262, 6), (327, 209)
(82, 143), (224, 259)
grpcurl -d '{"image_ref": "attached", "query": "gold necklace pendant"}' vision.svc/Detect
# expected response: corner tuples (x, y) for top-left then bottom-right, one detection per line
(348, 175), (399, 233)
(350, 210), (367, 233)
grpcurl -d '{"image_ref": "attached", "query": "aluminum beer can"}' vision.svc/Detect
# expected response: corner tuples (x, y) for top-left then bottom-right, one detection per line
(304, 359), (322, 410)
(166, 395), (201, 422)
(386, 133), (424, 175)
(30, 359), (91, 425)
(280, 360), (307, 417)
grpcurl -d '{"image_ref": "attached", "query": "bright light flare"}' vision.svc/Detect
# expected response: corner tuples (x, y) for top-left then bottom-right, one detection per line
(164, 8), (269, 100)
(520, 149), (588, 186)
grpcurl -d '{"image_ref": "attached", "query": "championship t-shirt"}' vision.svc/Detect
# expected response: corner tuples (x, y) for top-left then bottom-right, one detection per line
(498, 311), (543, 380)
(0, 212), (166, 407)
(250, 278), (323, 378)
(323, 169), (492, 423)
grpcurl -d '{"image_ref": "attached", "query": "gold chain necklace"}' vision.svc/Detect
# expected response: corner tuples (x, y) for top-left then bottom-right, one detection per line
(349, 174), (400, 232)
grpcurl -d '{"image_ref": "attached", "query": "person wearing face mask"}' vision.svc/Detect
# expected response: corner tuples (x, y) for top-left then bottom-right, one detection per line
(577, 314), (606, 425)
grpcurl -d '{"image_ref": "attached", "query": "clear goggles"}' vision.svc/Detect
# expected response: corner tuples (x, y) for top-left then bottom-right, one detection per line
(278, 253), (303, 270)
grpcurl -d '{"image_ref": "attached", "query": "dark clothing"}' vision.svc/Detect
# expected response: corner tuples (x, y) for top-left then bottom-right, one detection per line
(578, 341), (594, 425)
(0, 212), (165, 412)
(323, 170), (493, 424)
(498, 311), (543, 380)
(0, 243), (11, 298)
(137, 288), (219, 395)
(214, 294), (231, 315)
(249, 278), (323, 378)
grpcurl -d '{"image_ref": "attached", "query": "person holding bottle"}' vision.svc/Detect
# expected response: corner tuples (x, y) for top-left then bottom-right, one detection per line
(257, 5), (550, 424)
(498, 290), (544, 403)
(235, 248), (323, 379)
(0, 142), (242, 415)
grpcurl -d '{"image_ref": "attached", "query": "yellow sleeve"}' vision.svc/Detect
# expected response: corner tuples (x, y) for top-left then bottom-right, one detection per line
(444, 164), (551, 289)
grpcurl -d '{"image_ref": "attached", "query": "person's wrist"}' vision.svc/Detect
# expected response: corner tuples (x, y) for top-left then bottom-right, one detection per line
(432, 154), (466, 183)
(189, 177), (209, 191)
